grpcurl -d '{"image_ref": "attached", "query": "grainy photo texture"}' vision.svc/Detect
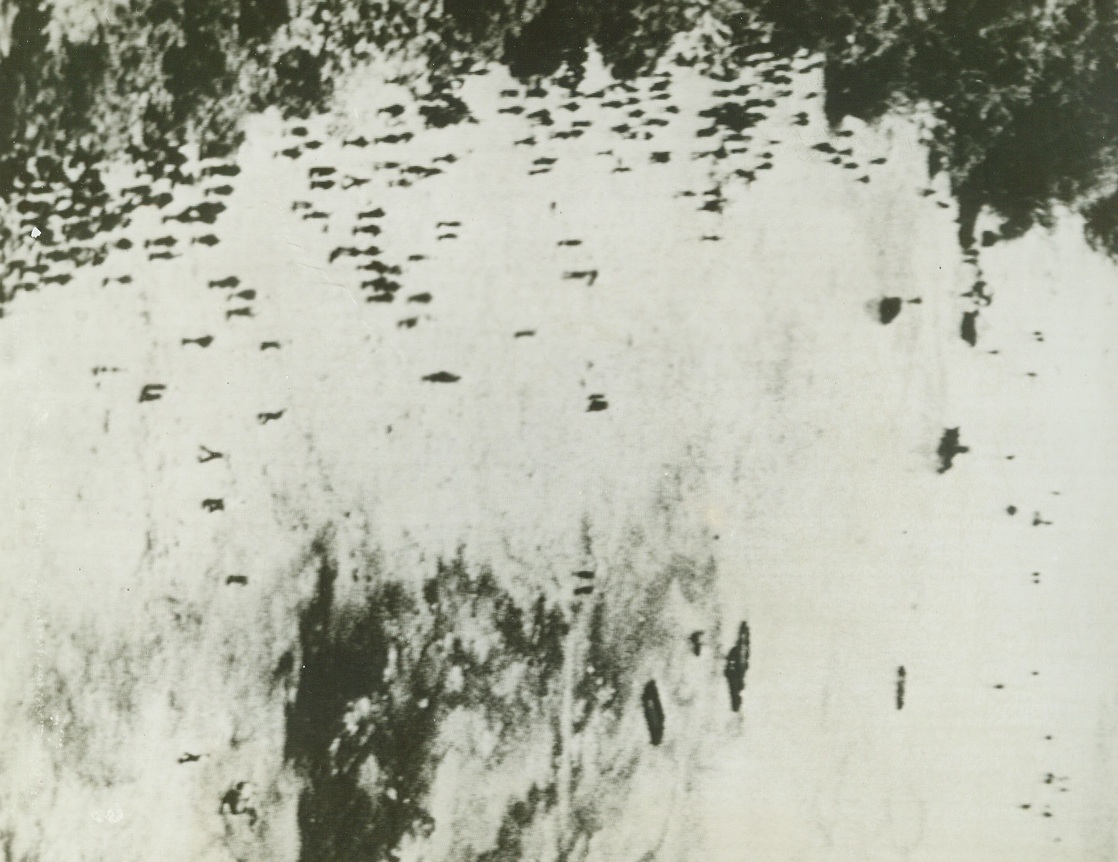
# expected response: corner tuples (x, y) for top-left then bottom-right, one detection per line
(1, 1), (1117, 860)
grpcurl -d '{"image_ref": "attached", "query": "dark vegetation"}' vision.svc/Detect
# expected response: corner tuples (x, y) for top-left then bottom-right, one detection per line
(283, 542), (568, 861)
(276, 532), (724, 861)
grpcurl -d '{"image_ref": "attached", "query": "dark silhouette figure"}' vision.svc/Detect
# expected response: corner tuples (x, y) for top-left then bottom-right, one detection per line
(641, 680), (665, 745)
(164, 201), (225, 225)
(219, 782), (257, 826)
(936, 428), (969, 474)
(724, 621), (750, 712)
(203, 164), (240, 178)
(563, 270), (598, 285)
(328, 246), (362, 262)
(961, 311), (978, 346)
(878, 297), (903, 324)
(357, 261), (400, 275)
(139, 384), (166, 403)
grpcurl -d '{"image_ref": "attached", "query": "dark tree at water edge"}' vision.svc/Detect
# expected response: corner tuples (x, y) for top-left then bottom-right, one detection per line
(2, 0), (1118, 256)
